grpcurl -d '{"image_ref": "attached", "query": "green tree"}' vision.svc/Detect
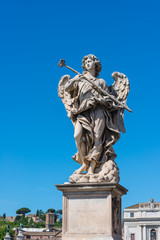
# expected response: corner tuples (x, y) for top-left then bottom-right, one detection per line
(36, 209), (40, 216)
(46, 208), (55, 213)
(39, 214), (46, 221)
(14, 215), (29, 227)
(2, 213), (6, 219)
(0, 226), (6, 240)
(56, 209), (62, 215)
(54, 222), (62, 228)
(0, 222), (15, 240)
(15, 215), (21, 221)
(28, 217), (33, 225)
(38, 209), (46, 222)
(39, 209), (44, 215)
(16, 208), (31, 218)
(9, 229), (15, 239)
(55, 209), (62, 223)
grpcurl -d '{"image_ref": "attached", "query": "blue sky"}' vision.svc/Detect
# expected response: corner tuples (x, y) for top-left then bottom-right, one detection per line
(0, 0), (160, 216)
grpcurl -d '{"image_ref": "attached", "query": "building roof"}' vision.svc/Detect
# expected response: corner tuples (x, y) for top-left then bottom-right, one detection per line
(22, 227), (61, 232)
(125, 204), (139, 209)
(125, 199), (160, 210)
(22, 229), (62, 238)
(21, 228), (47, 232)
(23, 232), (61, 236)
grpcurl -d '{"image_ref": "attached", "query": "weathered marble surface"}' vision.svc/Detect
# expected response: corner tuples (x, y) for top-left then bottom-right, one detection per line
(58, 54), (130, 183)
(56, 182), (127, 240)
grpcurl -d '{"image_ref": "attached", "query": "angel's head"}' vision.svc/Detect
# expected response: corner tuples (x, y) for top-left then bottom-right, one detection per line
(82, 54), (102, 77)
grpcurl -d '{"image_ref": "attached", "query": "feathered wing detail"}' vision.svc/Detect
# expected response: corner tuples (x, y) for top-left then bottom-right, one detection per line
(109, 71), (130, 133)
(58, 75), (73, 118)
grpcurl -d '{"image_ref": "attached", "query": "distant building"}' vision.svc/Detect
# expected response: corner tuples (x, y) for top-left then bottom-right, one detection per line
(46, 212), (55, 228)
(26, 214), (43, 223)
(5, 216), (16, 222)
(14, 228), (62, 240)
(32, 216), (43, 223)
(27, 214), (36, 218)
(123, 199), (160, 240)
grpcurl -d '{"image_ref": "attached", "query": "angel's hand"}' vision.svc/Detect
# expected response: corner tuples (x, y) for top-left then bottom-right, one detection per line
(105, 99), (122, 111)
(112, 104), (122, 110)
(110, 104), (123, 112)
(71, 75), (83, 82)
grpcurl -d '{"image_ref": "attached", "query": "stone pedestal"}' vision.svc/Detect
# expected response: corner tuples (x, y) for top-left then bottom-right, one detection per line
(56, 182), (127, 240)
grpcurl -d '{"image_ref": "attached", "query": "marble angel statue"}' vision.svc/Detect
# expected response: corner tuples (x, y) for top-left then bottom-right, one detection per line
(58, 54), (131, 183)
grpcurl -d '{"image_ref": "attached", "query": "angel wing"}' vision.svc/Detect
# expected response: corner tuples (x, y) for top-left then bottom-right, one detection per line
(109, 71), (130, 133)
(58, 75), (73, 118)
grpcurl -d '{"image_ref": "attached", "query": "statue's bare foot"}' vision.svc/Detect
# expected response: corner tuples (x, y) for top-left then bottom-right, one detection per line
(86, 169), (94, 175)
(86, 160), (96, 175)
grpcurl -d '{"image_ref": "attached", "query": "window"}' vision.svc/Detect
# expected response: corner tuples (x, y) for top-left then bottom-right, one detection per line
(130, 213), (134, 217)
(131, 234), (135, 240)
(150, 229), (156, 240)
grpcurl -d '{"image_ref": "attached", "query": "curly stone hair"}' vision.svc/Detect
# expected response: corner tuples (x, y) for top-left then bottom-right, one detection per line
(82, 54), (102, 77)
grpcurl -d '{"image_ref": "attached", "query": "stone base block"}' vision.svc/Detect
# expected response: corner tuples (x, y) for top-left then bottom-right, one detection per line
(56, 183), (127, 240)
